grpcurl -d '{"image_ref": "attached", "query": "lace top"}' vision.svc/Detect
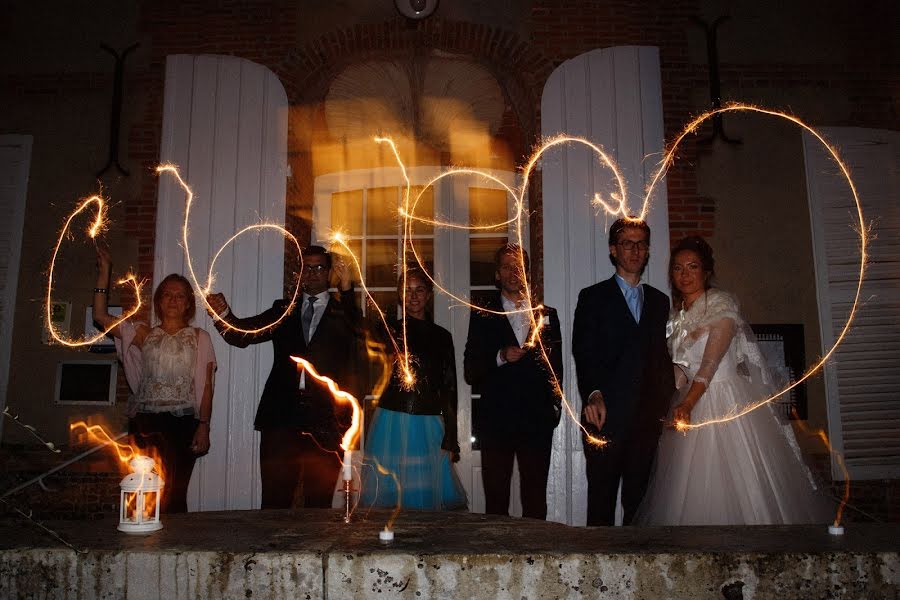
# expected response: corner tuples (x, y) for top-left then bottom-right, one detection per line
(667, 288), (769, 388)
(133, 327), (197, 414)
(115, 321), (217, 417)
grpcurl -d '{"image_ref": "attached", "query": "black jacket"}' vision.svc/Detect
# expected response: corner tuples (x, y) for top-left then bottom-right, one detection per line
(214, 290), (362, 449)
(463, 292), (563, 442)
(375, 317), (460, 454)
(572, 277), (675, 446)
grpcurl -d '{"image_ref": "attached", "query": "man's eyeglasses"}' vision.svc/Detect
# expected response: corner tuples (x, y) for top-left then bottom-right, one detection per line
(302, 264), (328, 273)
(617, 240), (649, 252)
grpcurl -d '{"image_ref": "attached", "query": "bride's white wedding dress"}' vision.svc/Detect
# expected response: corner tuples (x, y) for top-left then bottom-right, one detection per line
(635, 288), (832, 525)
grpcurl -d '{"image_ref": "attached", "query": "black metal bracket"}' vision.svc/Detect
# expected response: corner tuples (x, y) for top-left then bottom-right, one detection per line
(691, 16), (741, 145)
(97, 43), (139, 178)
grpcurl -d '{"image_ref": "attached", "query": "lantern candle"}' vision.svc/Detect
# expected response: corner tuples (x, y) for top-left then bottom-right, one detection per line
(118, 455), (164, 534)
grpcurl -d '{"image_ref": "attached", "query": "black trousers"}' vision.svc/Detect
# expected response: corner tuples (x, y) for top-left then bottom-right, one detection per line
(129, 412), (198, 514)
(259, 428), (342, 509)
(584, 430), (660, 526)
(480, 431), (553, 520)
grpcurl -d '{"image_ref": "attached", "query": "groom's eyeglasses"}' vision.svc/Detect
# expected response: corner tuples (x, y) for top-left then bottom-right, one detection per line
(302, 264), (329, 273)
(617, 240), (649, 252)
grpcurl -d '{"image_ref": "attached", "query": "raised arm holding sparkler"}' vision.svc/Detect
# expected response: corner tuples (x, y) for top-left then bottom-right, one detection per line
(94, 244), (216, 514)
(206, 246), (362, 510)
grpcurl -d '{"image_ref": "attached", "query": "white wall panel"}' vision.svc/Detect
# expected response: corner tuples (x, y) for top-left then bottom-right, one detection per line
(156, 55), (288, 510)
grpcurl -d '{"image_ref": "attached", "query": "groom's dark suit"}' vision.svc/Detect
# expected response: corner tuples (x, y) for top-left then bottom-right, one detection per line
(215, 290), (361, 509)
(572, 276), (674, 525)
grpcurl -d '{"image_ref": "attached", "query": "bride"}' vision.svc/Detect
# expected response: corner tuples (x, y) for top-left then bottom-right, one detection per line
(635, 236), (831, 525)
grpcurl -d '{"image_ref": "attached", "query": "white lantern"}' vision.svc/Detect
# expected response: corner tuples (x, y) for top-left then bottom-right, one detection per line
(118, 455), (164, 534)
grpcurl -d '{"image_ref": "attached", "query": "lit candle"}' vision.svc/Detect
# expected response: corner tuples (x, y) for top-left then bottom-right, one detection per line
(342, 449), (353, 481)
(379, 527), (394, 542)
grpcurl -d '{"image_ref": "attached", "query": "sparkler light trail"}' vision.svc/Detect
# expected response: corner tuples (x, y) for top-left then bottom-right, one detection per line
(790, 408), (850, 531)
(362, 106), (867, 447)
(651, 104), (869, 431)
(70, 421), (166, 522)
(46, 194), (142, 346)
(290, 357), (362, 458)
(156, 164), (304, 335)
(357, 136), (631, 448)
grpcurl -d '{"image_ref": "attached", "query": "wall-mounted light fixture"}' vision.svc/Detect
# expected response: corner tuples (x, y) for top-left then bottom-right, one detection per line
(394, 0), (438, 20)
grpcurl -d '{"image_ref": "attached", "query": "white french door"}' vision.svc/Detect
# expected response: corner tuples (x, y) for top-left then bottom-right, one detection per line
(313, 166), (524, 513)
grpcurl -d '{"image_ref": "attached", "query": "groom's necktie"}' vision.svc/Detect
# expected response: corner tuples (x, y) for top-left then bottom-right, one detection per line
(624, 285), (642, 322)
(301, 296), (317, 344)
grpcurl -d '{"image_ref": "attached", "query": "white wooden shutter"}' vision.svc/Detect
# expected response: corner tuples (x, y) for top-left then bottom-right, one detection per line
(804, 127), (900, 480)
(541, 47), (669, 525)
(0, 135), (32, 442)
(156, 55), (288, 509)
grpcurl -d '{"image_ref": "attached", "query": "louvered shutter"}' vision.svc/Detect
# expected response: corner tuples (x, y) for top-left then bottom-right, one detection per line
(804, 127), (900, 480)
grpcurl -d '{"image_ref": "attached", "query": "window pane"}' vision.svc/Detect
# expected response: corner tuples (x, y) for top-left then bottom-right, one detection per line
(408, 185), (434, 235)
(367, 186), (399, 235)
(469, 237), (507, 286)
(405, 239), (434, 276)
(331, 190), (363, 236)
(365, 239), (398, 287)
(469, 187), (508, 232)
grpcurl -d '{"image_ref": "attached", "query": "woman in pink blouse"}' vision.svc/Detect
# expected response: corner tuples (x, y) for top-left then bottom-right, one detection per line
(93, 246), (216, 513)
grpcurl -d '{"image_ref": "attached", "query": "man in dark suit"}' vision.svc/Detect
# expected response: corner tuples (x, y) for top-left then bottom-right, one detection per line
(206, 246), (360, 509)
(572, 218), (675, 526)
(464, 244), (563, 520)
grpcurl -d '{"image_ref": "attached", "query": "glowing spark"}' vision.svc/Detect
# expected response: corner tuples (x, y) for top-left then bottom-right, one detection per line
(373, 458), (402, 531)
(290, 357), (362, 454)
(156, 164), (303, 335)
(329, 234), (417, 388)
(70, 420), (166, 520)
(70, 421), (140, 467)
(655, 104), (868, 430)
(789, 409), (850, 529)
(46, 195), (143, 346)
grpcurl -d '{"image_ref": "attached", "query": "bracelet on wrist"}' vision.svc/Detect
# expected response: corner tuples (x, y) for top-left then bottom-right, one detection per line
(93, 287), (108, 294)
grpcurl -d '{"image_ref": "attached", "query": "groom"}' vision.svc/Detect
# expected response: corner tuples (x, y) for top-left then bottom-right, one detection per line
(572, 218), (675, 526)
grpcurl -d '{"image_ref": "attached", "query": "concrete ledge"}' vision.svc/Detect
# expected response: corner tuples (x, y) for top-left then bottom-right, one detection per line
(1, 510), (898, 599)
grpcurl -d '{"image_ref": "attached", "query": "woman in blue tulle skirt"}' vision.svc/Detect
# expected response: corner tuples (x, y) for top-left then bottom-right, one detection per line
(360, 268), (468, 510)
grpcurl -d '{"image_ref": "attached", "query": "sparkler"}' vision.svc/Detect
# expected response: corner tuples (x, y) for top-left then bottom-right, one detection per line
(45, 194), (142, 346)
(156, 164), (304, 335)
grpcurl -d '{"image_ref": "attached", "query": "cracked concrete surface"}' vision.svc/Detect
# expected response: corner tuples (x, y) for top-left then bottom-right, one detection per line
(1, 510), (897, 599)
